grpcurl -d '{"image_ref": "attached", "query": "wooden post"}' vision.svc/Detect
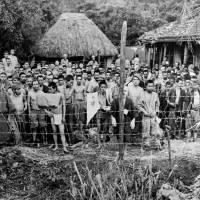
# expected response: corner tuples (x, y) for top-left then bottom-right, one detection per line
(184, 44), (188, 64)
(159, 45), (163, 66)
(145, 44), (148, 63)
(163, 43), (167, 61)
(172, 45), (175, 66)
(166, 127), (172, 169)
(83, 56), (86, 65)
(193, 55), (195, 65)
(118, 21), (127, 161)
(147, 47), (151, 67)
(153, 44), (156, 69)
(97, 50), (101, 66)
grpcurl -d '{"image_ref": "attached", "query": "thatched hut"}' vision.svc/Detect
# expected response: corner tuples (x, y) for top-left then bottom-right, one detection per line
(33, 13), (118, 64)
(139, 15), (200, 67)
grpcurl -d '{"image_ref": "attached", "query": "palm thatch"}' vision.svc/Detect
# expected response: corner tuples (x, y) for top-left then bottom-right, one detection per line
(33, 13), (118, 58)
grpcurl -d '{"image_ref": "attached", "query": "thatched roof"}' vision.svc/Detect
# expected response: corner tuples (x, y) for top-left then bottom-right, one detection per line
(33, 13), (118, 58)
(139, 16), (200, 43)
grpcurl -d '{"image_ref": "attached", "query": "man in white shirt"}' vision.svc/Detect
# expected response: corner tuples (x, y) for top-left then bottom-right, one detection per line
(2, 51), (9, 67)
(9, 49), (19, 69)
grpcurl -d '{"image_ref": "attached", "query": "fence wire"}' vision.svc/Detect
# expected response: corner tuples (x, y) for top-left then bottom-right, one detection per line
(0, 95), (197, 150)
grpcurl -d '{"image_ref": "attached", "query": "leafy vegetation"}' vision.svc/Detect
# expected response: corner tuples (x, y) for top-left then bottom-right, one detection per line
(0, 0), (188, 58)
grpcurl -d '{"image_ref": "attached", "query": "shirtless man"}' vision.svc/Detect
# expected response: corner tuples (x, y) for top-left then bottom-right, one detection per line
(45, 82), (68, 153)
(28, 80), (47, 146)
(10, 84), (27, 144)
(65, 75), (74, 134)
(73, 75), (86, 133)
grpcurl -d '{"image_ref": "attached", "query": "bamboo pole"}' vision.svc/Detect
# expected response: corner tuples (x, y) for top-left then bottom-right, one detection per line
(118, 21), (127, 161)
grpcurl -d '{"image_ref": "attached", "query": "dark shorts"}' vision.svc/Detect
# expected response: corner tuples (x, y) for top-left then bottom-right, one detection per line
(29, 110), (47, 129)
(66, 103), (74, 121)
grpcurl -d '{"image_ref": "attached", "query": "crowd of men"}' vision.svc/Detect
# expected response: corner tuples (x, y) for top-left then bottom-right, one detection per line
(0, 49), (200, 152)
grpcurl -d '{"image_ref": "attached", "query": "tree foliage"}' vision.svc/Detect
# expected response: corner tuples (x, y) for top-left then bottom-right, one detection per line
(77, 0), (184, 47)
(0, 0), (185, 58)
(0, 0), (61, 58)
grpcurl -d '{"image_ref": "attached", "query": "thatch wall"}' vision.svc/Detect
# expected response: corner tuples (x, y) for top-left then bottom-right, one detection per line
(33, 13), (118, 58)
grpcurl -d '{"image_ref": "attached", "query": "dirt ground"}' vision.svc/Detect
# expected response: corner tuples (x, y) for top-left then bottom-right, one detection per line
(1, 140), (200, 199)
(2, 139), (200, 167)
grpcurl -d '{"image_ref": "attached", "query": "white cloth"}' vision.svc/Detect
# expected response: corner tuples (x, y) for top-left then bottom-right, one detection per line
(130, 118), (135, 129)
(52, 114), (62, 125)
(194, 91), (200, 107)
(111, 116), (117, 127)
(175, 88), (181, 105)
(106, 88), (113, 105)
(87, 92), (100, 124)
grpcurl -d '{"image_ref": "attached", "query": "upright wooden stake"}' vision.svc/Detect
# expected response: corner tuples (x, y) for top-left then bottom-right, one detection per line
(97, 50), (101, 65)
(118, 21), (127, 161)
(147, 47), (151, 67)
(159, 45), (163, 66)
(163, 44), (167, 60)
(153, 44), (156, 69)
(184, 44), (188, 64)
(145, 45), (148, 63)
(166, 126), (172, 169)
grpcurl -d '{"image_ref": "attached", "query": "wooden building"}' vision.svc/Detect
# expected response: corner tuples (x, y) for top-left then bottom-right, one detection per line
(139, 16), (200, 67)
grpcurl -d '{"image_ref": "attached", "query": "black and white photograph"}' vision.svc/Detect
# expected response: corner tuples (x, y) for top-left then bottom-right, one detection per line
(1, 0), (200, 199)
